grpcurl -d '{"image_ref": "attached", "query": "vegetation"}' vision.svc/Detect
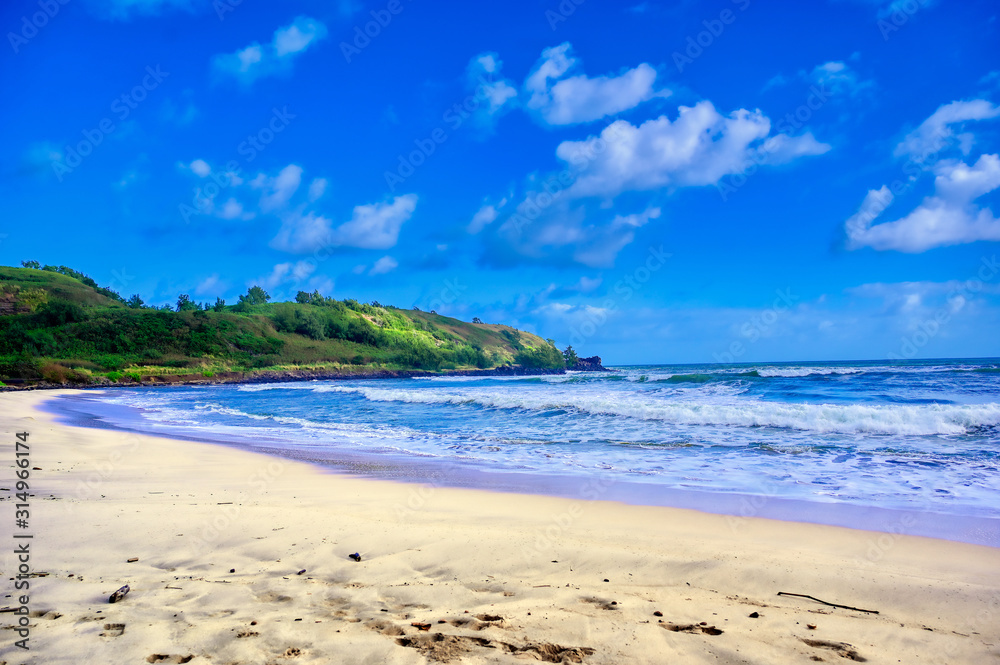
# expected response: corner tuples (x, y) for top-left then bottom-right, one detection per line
(0, 264), (565, 384)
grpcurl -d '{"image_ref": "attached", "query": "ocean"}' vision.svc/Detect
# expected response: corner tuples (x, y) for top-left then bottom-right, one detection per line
(48, 358), (1000, 545)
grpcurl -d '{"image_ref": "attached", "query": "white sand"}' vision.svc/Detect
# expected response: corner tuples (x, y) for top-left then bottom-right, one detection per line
(1, 389), (998, 664)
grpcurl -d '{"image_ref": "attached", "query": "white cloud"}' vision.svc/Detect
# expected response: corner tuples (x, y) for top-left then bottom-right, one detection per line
(194, 274), (227, 297)
(555, 102), (829, 199)
(213, 16), (327, 85)
(308, 177), (327, 201)
(467, 199), (506, 234)
(466, 53), (518, 123)
(847, 154), (1000, 252)
(271, 194), (418, 253)
(270, 211), (336, 254)
(525, 43), (666, 125)
(258, 260), (317, 290)
(331, 195), (417, 249)
(894, 99), (1000, 163)
(369, 256), (399, 275)
(255, 164), (303, 211)
(217, 198), (253, 221)
(189, 159), (211, 177)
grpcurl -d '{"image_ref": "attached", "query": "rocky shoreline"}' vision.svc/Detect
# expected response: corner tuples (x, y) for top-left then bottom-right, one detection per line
(1, 355), (613, 392)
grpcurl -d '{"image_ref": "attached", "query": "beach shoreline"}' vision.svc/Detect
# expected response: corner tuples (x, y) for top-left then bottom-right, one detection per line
(2, 389), (999, 664)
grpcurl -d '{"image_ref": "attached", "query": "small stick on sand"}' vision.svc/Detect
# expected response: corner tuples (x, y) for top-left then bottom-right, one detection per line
(777, 592), (879, 614)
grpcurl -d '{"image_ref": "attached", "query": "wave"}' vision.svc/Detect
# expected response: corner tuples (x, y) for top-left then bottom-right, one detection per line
(317, 385), (1000, 436)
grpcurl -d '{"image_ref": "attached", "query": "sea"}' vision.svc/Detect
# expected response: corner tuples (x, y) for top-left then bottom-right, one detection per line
(47, 358), (1000, 546)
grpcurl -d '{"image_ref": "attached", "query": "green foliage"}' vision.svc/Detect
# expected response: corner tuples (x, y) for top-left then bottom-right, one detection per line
(0, 264), (566, 381)
(516, 340), (566, 369)
(176, 294), (201, 312)
(563, 345), (579, 366)
(241, 285), (270, 306)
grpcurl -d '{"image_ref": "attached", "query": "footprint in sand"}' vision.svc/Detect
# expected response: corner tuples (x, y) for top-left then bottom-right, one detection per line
(581, 597), (619, 611)
(100, 623), (125, 637)
(660, 622), (724, 636)
(801, 638), (867, 662)
(145, 656), (194, 664)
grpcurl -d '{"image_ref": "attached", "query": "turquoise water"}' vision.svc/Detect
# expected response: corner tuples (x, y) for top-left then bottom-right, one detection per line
(52, 358), (1000, 541)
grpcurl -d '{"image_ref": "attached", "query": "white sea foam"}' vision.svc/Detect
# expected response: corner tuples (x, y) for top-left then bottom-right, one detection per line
(317, 385), (1000, 436)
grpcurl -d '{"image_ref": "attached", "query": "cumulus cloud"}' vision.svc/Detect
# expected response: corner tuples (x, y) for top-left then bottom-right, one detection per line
(188, 159), (211, 177)
(257, 260), (317, 290)
(254, 164), (303, 211)
(847, 154), (1000, 252)
(369, 256), (399, 275)
(894, 99), (1000, 163)
(524, 43), (666, 125)
(555, 102), (829, 199)
(466, 53), (518, 125)
(213, 16), (327, 85)
(271, 194), (418, 253)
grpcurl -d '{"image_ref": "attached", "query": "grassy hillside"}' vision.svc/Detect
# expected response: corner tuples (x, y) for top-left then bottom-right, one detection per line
(0, 265), (565, 385)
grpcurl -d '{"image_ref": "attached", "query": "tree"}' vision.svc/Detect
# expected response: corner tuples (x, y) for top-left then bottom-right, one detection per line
(212, 297), (226, 312)
(176, 294), (200, 312)
(20, 260), (40, 270)
(239, 285), (270, 307)
(472, 317), (483, 324)
(295, 291), (311, 304)
(563, 345), (579, 367)
(126, 294), (145, 309)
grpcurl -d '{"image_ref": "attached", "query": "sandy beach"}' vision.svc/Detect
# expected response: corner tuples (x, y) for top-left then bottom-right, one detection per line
(2, 389), (998, 664)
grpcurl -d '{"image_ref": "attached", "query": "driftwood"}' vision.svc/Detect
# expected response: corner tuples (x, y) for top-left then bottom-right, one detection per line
(777, 592), (878, 614)
(108, 585), (130, 604)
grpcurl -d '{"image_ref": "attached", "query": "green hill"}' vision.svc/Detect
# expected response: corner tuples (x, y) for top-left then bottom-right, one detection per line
(0, 265), (565, 386)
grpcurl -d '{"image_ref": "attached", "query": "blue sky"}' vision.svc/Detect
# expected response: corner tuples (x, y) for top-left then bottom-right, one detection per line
(2, 0), (999, 364)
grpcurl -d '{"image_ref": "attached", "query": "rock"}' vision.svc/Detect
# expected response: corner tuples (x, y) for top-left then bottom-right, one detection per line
(108, 585), (130, 603)
(749, 612), (760, 618)
(569, 356), (609, 372)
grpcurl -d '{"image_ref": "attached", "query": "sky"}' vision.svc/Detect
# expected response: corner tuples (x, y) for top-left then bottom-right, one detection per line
(1, 0), (999, 364)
